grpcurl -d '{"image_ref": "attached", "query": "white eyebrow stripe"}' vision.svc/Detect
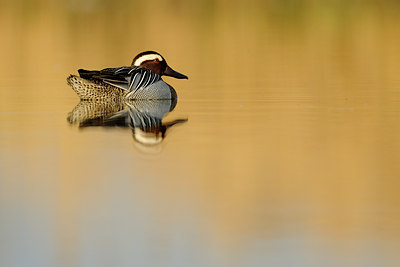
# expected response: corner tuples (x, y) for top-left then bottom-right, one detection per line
(133, 54), (163, 66)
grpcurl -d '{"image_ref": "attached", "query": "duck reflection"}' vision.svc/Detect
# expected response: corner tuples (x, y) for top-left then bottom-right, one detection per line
(67, 98), (187, 145)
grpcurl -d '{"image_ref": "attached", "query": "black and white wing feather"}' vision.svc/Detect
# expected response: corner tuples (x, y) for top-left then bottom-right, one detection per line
(78, 66), (161, 92)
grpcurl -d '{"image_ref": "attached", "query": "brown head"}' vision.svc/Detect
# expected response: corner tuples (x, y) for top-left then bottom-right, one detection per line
(131, 51), (188, 79)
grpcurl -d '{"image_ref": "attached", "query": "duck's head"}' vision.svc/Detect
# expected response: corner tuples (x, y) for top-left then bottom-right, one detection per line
(131, 51), (188, 79)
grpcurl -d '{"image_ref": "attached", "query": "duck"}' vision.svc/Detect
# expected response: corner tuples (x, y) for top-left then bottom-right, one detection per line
(67, 51), (188, 101)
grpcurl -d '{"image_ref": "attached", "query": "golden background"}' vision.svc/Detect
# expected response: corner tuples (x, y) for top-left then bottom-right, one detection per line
(0, 0), (400, 266)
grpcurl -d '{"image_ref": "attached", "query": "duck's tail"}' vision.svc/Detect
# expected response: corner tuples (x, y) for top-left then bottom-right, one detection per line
(67, 75), (127, 101)
(77, 69), (100, 79)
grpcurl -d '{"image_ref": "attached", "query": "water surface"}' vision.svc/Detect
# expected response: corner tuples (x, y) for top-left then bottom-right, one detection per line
(1, 1), (400, 266)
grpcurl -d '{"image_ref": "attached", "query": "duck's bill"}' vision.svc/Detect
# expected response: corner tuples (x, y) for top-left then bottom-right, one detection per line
(164, 66), (188, 79)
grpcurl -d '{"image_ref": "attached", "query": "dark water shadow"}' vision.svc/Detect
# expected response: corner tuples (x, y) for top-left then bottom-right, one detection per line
(67, 98), (188, 146)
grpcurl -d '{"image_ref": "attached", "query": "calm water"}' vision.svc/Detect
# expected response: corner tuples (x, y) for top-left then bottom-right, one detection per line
(1, 1), (400, 266)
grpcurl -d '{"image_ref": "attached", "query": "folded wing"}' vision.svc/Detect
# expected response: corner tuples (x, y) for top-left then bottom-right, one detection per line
(78, 66), (161, 92)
